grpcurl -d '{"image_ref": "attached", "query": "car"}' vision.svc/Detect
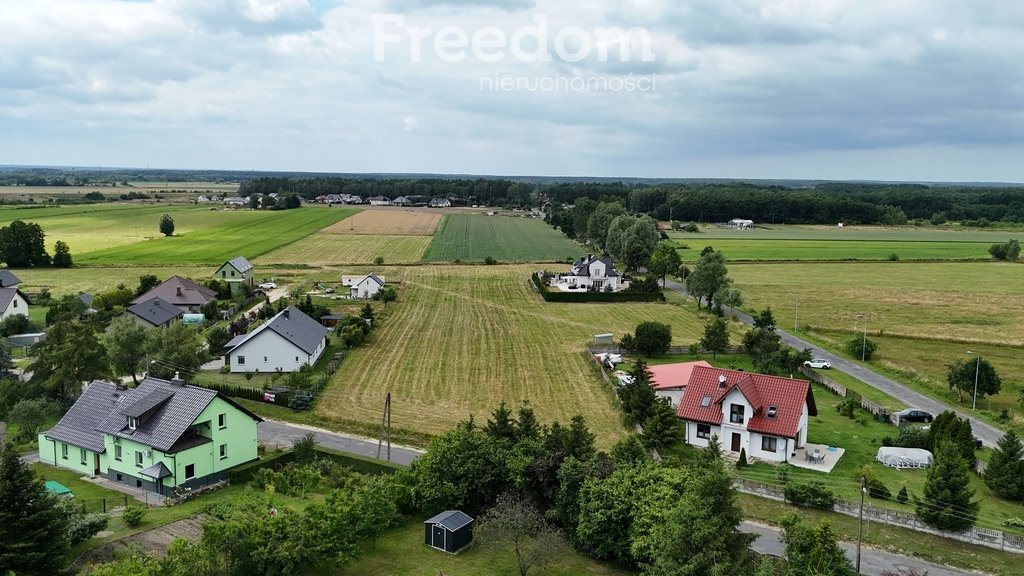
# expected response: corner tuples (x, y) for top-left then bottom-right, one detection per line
(896, 409), (934, 423)
(259, 282), (277, 290)
(324, 287), (335, 294)
(803, 358), (832, 369)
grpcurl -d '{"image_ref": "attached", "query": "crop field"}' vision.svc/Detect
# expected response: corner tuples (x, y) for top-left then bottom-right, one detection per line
(671, 224), (1024, 242)
(255, 234), (431, 265)
(11, 264), (301, 297)
(422, 214), (581, 262)
(322, 208), (442, 235)
(316, 265), (711, 445)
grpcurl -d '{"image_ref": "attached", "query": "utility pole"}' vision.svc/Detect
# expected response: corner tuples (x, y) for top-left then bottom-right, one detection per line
(376, 392), (392, 461)
(856, 477), (866, 573)
(793, 294), (800, 332)
(967, 351), (981, 410)
(861, 315), (868, 362)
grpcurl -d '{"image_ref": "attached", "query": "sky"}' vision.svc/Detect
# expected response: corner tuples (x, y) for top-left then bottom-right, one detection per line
(1, 0), (1023, 182)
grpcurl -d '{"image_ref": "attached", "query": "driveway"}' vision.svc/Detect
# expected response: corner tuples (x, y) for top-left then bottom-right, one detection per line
(257, 419), (423, 467)
(664, 279), (1003, 446)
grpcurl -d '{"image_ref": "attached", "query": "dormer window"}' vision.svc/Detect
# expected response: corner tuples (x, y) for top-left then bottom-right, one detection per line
(128, 417), (138, 430)
(767, 406), (778, 419)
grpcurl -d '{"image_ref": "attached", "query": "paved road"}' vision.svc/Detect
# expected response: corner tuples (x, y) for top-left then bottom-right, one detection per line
(742, 521), (977, 576)
(664, 279), (1003, 447)
(257, 419), (424, 466)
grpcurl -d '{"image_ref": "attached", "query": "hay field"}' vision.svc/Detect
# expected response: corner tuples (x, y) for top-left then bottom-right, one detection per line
(423, 214), (581, 262)
(323, 209), (442, 236)
(315, 265), (712, 446)
(11, 265), (301, 297)
(255, 234), (431, 265)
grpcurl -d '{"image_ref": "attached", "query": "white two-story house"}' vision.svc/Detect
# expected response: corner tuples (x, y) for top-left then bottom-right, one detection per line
(559, 255), (623, 291)
(0, 270), (29, 322)
(676, 366), (817, 463)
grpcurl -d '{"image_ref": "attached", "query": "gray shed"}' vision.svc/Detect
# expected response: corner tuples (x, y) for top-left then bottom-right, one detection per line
(424, 510), (474, 554)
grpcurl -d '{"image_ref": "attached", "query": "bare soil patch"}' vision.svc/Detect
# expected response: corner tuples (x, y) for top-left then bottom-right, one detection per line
(324, 208), (443, 236)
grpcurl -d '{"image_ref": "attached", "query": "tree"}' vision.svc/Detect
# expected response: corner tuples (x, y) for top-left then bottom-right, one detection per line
(360, 303), (375, 324)
(159, 213), (175, 236)
(0, 220), (51, 268)
(647, 243), (682, 288)
(373, 256), (384, 266)
(606, 214), (637, 260)
(379, 286), (397, 307)
(0, 314), (37, 338)
(984, 430), (1024, 500)
(136, 274), (159, 296)
(485, 401), (517, 442)
(292, 432), (320, 465)
(633, 321), (672, 357)
(780, 514), (854, 576)
(206, 326), (231, 354)
(947, 356), (1001, 404)
(620, 360), (657, 426)
(7, 399), (57, 442)
(45, 293), (89, 325)
(586, 201), (626, 248)
(641, 401), (683, 452)
(0, 442), (70, 575)
(0, 337), (14, 380)
(105, 315), (152, 385)
(916, 440), (980, 532)
(52, 240), (73, 267)
(478, 492), (564, 576)
(411, 428), (508, 512)
(146, 323), (208, 382)
(685, 249), (732, 310)
(845, 335), (878, 361)
(248, 194), (261, 209)
(927, 411), (976, 463)
(622, 216), (660, 271)
(283, 194), (301, 209)
(29, 321), (110, 404)
(988, 239), (1020, 261)
(700, 317), (730, 359)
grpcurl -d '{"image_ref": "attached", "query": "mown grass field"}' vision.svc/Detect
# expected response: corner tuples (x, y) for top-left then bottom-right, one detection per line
(255, 234), (431, 265)
(315, 265), (710, 447)
(323, 208), (442, 235)
(423, 214), (581, 262)
(12, 265), (300, 297)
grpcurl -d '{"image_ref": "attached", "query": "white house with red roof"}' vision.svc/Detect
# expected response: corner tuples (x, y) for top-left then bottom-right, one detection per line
(676, 365), (817, 463)
(649, 360), (712, 409)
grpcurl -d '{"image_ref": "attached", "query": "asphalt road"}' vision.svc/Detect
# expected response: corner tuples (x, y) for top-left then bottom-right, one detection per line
(257, 418), (424, 466)
(742, 521), (976, 576)
(664, 279), (1003, 446)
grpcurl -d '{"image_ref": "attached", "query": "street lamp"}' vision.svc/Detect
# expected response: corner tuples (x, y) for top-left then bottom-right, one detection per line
(967, 351), (981, 410)
(854, 314), (869, 362)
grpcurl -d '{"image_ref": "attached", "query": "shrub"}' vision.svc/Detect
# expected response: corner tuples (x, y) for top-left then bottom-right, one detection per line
(484, 256), (497, 265)
(896, 486), (909, 504)
(737, 448), (747, 467)
(845, 336), (877, 361)
(835, 398), (858, 419)
(374, 256), (384, 265)
(683, 222), (700, 233)
(1003, 517), (1024, 528)
(888, 253), (900, 261)
(784, 481), (836, 510)
(122, 505), (147, 528)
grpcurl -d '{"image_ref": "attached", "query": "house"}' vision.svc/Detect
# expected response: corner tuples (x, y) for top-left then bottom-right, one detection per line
(649, 360), (712, 409)
(429, 198), (452, 208)
(424, 510), (474, 554)
(225, 196), (247, 207)
(196, 195), (210, 203)
(368, 196), (391, 206)
(130, 276), (218, 313)
(224, 306), (329, 373)
(215, 256), (255, 293)
(0, 270), (29, 322)
(392, 196), (413, 206)
(341, 273), (385, 299)
(38, 376), (262, 496)
(342, 194), (363, 204)
(676, 365), (817, 464)
(728, 219), (755, 229)
(122, 297), (184, 329)
(558, 254), (622, 291)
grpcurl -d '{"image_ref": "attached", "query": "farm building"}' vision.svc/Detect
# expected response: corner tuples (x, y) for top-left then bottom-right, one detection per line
(224, 306), (330, 373)
(341, 273), (386, 299)
(728, 219), (755, 229)
(555, 255), (622, 291)
(121, 296), (184, 329)
(649, 360), (712, 409)
(429, 198), (452, 208)
(424, 510), (474, 554)
(215, 256), (255, 293)
(131, 276), (218, 314)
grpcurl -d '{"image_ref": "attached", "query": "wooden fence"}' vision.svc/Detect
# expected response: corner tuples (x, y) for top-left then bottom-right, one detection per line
(583, 350), (661, 461)
(587, 344), (746, 356)
(734, 478), (1024, 554)
(799, 366), (897, 425)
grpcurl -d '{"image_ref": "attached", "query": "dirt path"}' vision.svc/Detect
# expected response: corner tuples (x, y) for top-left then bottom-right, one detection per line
(73, 515), (207, 569)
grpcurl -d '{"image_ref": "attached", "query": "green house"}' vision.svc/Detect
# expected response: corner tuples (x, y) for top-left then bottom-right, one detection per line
(214, 256), (255, 294)
(39, 376), (262, 496)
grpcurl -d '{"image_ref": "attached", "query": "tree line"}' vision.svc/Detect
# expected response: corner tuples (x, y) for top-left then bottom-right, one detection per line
(0, 220), (73, 268)
(238, 177), (536, 207)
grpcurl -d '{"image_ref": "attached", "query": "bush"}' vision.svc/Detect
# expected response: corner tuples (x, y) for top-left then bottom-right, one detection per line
(737, 448), (747, 467)
(374, 256), (384, 265)
(888, 253), (900, 261)
(896, 486), (909, 504)
(122, 505), (147, 528)
(683, 222), (700, 233)
(845, 335), (877, 361)
(896, 426), (930, 450)
(484, 256), (497, 265)
(784, 481), (836, 510)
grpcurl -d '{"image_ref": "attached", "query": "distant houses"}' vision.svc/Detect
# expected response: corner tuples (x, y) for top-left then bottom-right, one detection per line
(368, 196), (392, 206)
(429, 198), (452, 208)
(0, 270), (29, 322)
(223, 306), (329, 373)
(728, 219), (755, 229)
(341, 273), (386, 299)
(122, 296), (184, 329)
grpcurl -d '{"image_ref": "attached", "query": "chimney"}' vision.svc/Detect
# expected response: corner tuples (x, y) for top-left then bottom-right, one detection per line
(176, 286), (182, 297)
(284, 308), (290, 319)
(171, 371), (185, 386)
(718, 374), (727, 388)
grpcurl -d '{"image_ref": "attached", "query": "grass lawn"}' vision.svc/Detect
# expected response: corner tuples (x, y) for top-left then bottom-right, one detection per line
(328, 520), (630, 576)
(809, 367), (906, 412)
(11, 265), (301, 298)
(669, 223), (1024, 242)
(423, 214), (581, 262)
(672, 238), (990, 262)
(31, 462), (127, 503)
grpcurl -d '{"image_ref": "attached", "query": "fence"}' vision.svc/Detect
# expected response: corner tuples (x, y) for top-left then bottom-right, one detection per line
(586, 344), (746, 357)
(734, 478), (1024, 554)
(79, 495), (129, 514)
(583, 350), (662, 460)
(799, 366), (896, 425)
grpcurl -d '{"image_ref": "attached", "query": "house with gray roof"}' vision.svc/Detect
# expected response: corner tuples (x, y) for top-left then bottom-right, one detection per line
(224, 306), (330, 373)
(38, 376), (262, 496)
(557, 254), (622, 291)
(0, 270), (29, 322)
(122, 296), (184, 329)
(341, 273), (386, 299)
(0, 270), (22, 288)
(214, 256), (255, 294)
(130, 275), (218, 313)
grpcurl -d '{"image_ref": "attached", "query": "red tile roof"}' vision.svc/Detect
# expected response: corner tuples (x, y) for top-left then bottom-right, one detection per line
(676, 366), (816, 439)
(649, 360), (712, 390)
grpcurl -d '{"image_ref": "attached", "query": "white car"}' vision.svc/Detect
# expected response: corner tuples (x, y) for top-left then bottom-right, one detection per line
(259, 282), (278, 290)
(803, 358), (832, 369)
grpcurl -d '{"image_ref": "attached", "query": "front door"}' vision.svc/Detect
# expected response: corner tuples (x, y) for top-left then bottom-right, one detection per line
(731, 433), (741, 453)
(432, 525), (445, 549)
(93, 453), (101, 476)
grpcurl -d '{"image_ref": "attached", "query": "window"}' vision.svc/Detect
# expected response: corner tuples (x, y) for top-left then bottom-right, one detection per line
(135, 451), (144, 467)
(80, 448), (87, 465)
(696, 424), (711, 439)
(237, 355), (245, 365)
(185, 464), (195, 480)
(761, 436), (778, 453)
(295, 356), (299, 362)
(767, 405), (778, 418)
(264, 356), (267, 362)
(218, 413), (226, 429)
(61, 444), (68, 460)
(700, 395), (712, 407)
(114, 445), (122, 461)
(729, 404), (745, 424)
(128, 417), (138, 430)
(12, 299), (17, 308)
(219, 444), (228, 460)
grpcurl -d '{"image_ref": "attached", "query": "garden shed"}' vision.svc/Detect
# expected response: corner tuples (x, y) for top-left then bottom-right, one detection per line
(424, 510), (474, 554)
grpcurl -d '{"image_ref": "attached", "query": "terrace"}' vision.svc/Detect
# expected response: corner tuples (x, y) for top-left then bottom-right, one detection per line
(789, 442), (845, 474)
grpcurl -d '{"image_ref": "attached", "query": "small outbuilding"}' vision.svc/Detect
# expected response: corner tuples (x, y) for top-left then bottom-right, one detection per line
(424, 510), (474, 554)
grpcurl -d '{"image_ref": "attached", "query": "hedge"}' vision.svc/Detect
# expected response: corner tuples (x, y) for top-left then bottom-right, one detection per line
(228, 446), (406, 484)
(531, 273), (665, 303)
(200, 382), (265, 402)
(228, 450), (296, 483)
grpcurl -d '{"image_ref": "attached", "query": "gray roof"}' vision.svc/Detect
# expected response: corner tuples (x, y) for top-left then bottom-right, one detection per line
(120, 388), (174, 418)
(569, 255), (619, 277)
(79, 293), (94, 306)
(43, 381), (123, 453)
(365, 273), (385, 287)
(0, 270), (21, 288)
(0, 287), (29, 312)
(139, 461), (172, 480)
(130, 276), (217, 308)
(424, 510), (474, 531)
(126, 296), (183, 327)
(231, 306), (329, 355)
(224, 256), (254, 274)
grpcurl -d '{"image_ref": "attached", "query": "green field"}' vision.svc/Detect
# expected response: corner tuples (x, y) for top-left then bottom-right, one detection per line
(423, 214), (581, 262)
(11, 265), (302, 297)
(256, 234), (431, 265)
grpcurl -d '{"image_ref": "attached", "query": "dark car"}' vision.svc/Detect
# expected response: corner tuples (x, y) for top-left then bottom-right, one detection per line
(896, 409), (933, 423)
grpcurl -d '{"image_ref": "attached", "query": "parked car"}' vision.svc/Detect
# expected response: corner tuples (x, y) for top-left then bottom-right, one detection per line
(259, 282), (278, 289)
(324, 287), (335, 294)
(896, 409), (934, 423)
(803, 358), (832, 369)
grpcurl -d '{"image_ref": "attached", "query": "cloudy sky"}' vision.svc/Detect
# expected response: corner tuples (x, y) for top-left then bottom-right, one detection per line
(1, 0), (1023, 181)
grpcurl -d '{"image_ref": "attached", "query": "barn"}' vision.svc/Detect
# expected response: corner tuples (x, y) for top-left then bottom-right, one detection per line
(424, 510), (474, 554)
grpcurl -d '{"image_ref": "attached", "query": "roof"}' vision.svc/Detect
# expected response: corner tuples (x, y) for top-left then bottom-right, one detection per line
(228, 306), (329, 355)
(424, 510), (474, 531)
(0, 287), (29, 311)
(676, 365), (817, 439)
(569, 254), (619, 277)
(364, 273), (385, 287)
(0, 270), (21, 287)
(78, 293), (94, 306)
(139, 461), (173, 480)
(649, 360), (712, 390)
(43, 381), (123, 453)
(130, 276), (217, 308)
(126, 296), (183, 327)
(223, 256), (254, 275)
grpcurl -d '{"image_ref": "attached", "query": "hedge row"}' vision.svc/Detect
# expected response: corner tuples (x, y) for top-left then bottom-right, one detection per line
(532, 273), (665, 303)
(228, 451), (296, 483)
(200, 382), (267, 403)
(228, 446), (406, 484)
